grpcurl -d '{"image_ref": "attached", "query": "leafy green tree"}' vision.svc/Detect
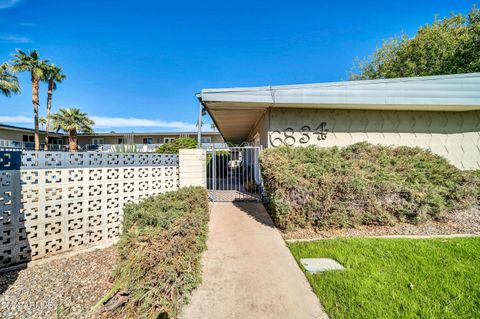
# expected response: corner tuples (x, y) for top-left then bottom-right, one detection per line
(0, 63), (20, 97)
(351, 6), (480, 80)
(11, 49), (49, 150)
(51, 108), (94, 151)
(156, 137), (197, 154)
(43, 64), (66, 150)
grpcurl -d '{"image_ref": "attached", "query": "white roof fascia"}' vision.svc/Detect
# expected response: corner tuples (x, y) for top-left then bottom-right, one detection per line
(200, 73), (480, 108)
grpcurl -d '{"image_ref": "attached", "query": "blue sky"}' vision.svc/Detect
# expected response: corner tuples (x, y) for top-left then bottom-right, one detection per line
(0, 0), (477, 132)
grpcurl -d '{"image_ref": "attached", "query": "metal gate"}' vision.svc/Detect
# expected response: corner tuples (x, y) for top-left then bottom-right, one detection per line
(206, 145), (263, 202)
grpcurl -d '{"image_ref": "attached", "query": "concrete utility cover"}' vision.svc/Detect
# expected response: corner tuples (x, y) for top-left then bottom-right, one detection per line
(300, 258), (345, 273)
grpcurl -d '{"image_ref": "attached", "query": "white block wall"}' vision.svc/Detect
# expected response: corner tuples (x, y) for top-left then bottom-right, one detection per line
(0, 151), (180, 268)
(179, 149), (207, 188)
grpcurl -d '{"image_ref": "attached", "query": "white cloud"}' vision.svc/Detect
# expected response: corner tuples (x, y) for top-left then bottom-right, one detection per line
(91, 116), (197, 131)
(0, 115), (31, 123)
(1, 34), (33, 43)
(0, 0), (21, 9)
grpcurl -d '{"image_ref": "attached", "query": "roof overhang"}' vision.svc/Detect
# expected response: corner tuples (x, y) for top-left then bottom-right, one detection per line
(0, 124), (64, 137)
(198, 73), (480, 143)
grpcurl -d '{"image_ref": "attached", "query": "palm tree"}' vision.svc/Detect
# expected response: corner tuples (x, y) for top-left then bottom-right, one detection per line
(51, 108), (94, 151)
(43, 64), (66, 150)
(39, 116), (46, 130)
(0, 63), (20, 97)
(11, 49), (49, 150)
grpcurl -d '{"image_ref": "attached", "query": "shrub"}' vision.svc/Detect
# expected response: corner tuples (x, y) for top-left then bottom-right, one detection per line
(260, 143), (479, 231)
(113, 187), (209, 319)
(467, 170), (480, 200)
(156, 137), (197, 154)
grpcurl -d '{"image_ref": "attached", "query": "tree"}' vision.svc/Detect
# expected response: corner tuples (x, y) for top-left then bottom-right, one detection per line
(43, 64), (66, 150)
(156, 137), (197, 154)
(51, 108), (94, 151)
(11, 50), (49, 150)
(351, 6), (480, 80)
(0, 63), (20, 97)
(39, 116), (46, 130)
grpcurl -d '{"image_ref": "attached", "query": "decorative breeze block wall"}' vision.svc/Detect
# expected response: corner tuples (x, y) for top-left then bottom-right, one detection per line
(1, 151), (179, 269)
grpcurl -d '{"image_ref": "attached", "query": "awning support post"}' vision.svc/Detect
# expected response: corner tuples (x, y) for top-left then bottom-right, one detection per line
(197, 102), (202, 148)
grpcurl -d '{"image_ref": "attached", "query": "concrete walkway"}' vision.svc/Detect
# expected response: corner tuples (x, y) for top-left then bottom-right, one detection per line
(180, 202), (327, 319)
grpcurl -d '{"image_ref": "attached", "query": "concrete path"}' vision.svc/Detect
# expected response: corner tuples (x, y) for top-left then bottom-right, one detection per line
(180, 202), (328, 319)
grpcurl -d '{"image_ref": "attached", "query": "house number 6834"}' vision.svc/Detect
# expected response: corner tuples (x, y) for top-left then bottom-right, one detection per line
(269, 122), (329, 147)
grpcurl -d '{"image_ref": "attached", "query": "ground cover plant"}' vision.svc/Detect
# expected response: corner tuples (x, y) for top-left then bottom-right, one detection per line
(260, 143), (479, 231)
(289, 237), (480, 319)
(468, 169), (480, 199)
(109, 187), (209, 319)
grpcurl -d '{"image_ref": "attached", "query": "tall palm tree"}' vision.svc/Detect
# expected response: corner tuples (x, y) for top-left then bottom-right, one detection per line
(43, 64), (66, 150)
(10, 49), (49, 150)
(51, 108), (94, 151)
(0, 63), (20, 97)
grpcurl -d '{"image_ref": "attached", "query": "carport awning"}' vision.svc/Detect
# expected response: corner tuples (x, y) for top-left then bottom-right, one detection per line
(197, 73), (480, 143)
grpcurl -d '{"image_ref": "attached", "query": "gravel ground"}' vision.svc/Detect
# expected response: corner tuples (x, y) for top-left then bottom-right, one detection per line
(0, 247), (117, 319)
(282, 206), (480, 240)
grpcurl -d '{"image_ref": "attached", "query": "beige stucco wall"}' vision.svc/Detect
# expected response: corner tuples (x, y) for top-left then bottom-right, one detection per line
(0, 131), (223, 147)
(0, 128), (29, 141)
(0, 128), (63, 143)
(267, 108), (480, 170)
(247, 111), (269, 147)
(76, 136), (117, 145)
(201, 134), (224, 143)
(76, 133), (224, 146)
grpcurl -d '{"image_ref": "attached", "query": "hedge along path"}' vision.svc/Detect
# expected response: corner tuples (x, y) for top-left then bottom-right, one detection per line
(97, 187), (210, 319)
(260, 142), (480, 232)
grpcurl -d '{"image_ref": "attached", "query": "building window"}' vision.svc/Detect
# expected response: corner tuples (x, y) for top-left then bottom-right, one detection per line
(22, 135), (34, 142)
(201, 137), (212, 144)
(143, 137), (153, 144)
(164, 137), (175, 143)
(50, 138), (63, 145)
(92, 138), (104, 145)
(118, 138), (124, 144)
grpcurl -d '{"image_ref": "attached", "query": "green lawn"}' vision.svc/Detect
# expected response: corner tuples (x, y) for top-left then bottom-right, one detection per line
(288, 237), (480, 319)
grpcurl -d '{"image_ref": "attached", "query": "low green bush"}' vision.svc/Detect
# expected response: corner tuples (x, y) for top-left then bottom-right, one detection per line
(467, 170), (480, 200)
(260, 143), (479, 231)
(156, 137), (197, 154)
(113, 187), (209, 319)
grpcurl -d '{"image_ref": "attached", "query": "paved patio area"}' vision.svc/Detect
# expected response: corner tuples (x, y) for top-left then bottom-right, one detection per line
(180, 202), (327, 319)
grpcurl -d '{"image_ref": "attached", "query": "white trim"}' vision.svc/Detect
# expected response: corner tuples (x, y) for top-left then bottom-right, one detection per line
(200, 73), (480, 108)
